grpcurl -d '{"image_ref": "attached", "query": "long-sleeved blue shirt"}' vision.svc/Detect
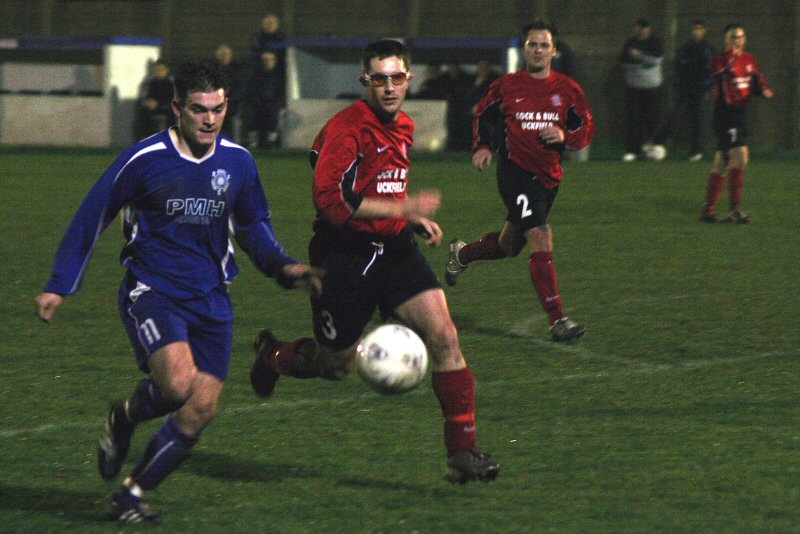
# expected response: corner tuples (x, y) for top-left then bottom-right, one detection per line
(44, 129), (297, 301)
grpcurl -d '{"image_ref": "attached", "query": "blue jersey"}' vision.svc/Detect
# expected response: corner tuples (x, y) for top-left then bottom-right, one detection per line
(44, 129), (297, 300)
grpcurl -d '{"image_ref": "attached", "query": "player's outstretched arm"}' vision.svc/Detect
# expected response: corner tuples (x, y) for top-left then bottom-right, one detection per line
(354, 190), (441, 220)
(278, 264), (324, 297)
(411, 217), (443, 247)
(35, 292), (64, 323)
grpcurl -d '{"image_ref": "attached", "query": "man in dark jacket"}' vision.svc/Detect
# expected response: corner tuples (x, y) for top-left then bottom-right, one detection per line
(244, 51), (285, 148)
(651, 20), (715, 161)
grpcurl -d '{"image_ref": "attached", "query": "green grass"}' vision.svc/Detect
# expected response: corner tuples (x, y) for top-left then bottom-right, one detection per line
(1, 151), (798, 533)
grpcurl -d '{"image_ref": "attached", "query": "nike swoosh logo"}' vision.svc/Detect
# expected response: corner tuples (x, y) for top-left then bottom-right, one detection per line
(377, 146), (389, 153)
(515, 98), (525, 103)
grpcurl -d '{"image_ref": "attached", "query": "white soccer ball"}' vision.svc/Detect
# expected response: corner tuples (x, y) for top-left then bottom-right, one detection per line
(356, 324), (429, 394)
(646, 144), (667, 161)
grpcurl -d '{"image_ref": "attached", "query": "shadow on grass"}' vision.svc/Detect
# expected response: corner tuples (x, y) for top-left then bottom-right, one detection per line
(0, 483), (106, 523)
(186, 450), (322, 482)
(187, 451), (453, 497)
(451, 315), (521, 339)
(336, 476), (453, 498)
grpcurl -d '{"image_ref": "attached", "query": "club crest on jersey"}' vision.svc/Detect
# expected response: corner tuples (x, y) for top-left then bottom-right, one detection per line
(211, 169), (230, 196)
(551, 94), (563, 107)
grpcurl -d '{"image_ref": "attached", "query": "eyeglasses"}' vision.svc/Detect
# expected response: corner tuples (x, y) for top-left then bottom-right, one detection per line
(363, 72), (409, 87)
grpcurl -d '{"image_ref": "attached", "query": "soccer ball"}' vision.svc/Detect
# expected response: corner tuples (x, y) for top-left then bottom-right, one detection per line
(645, 144), (667, 161)
(356, 324), (429, 394)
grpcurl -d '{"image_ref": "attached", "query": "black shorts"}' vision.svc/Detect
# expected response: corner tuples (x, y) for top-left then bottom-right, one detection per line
(307, 220), (441, 350)
(712, 105), (747, 151)
(497, 160), (558, 231)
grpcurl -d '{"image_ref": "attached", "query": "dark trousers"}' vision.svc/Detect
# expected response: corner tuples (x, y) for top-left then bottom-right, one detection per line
(654, 92), (706, 155)
(624, 87), (662, 153)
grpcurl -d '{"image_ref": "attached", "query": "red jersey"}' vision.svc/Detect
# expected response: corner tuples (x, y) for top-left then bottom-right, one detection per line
(711, 50), (770, 110)
(311, 99), (414, 239)
(473, 70), (594, 188)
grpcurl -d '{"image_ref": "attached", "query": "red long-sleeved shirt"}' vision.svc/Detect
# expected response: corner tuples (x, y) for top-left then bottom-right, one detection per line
(473, 70), (594, 188)
(711, 50), (770, 110)
(311, 100), (414, 239)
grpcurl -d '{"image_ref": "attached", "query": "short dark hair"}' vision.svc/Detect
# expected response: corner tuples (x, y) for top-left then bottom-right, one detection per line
(691, 19), (706, 27)
(361, 39), (411, 73)
(636, 17), (651, 28)
(173, 59), (230, 105)
(521, 17), (557, 42)
(723, 23), (744, 35)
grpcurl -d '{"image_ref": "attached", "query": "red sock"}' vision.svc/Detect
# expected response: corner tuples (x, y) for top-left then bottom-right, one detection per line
(460, 232), (507, 265)
(432, 368), (477, 456)
(704, 172), (725, 211)
(529, 251), (564, 325)
(728, 168), (745, 210)
(272, 338), (319, 378)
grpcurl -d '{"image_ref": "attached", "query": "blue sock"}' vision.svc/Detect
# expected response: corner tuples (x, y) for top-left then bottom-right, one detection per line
(127, 378), (183, 423)
(130, 417), (198, 491)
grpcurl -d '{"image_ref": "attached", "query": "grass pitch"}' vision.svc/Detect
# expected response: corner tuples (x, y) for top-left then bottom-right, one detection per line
(1, 150), (798, 533)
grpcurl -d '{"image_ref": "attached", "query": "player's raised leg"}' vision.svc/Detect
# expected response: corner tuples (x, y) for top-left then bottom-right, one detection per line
(251, 329), (323, 397)
(445, 232), (512, 286)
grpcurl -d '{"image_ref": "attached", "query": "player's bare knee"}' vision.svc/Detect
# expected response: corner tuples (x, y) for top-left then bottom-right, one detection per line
(190, 398), (217, 425)
(425, 321), (460, 362)
(161, 374), (194, 404)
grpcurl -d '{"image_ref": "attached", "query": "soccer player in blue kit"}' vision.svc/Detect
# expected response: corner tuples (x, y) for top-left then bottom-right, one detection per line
(35, 59), (319, 524)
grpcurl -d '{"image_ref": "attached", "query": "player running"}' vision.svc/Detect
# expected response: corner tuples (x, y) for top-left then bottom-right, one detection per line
(445, 18), (595, 342)
(35, 59), (318, 524)
(249, 39), (500, 484)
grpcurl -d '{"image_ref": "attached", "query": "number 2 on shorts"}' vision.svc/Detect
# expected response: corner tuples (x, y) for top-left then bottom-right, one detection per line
(517, 194), (533, 219)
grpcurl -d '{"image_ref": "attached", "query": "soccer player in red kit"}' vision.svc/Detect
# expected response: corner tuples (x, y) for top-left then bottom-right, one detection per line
(699, 23), (774, 223)
(249, 39), (499, 483)
(445, 19), (595, 342)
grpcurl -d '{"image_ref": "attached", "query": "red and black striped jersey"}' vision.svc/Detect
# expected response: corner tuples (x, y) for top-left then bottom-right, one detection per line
(473, 70), (594, 188)
(310, 99), (414, 238)
(711, 50), (770, 110)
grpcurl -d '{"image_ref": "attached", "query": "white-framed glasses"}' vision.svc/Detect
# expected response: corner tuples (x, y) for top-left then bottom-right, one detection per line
(363, 72), (409, 87)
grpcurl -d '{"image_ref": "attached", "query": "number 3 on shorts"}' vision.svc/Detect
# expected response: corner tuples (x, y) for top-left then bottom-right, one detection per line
(517, 194), (533, 219)
(320, 309), (337, 340)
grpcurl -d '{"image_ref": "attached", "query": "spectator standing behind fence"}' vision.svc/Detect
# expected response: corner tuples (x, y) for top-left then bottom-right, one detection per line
(414, 63), (448, 99)
(136, 59), (173, 139)
(551, 39), (576, 78)
(214, 44), (247, 142)
(650, 20), (715, 162)
(244, 51), (285, 149)
(250, 15), (287, 83)
(468, 60), (500, 111)
(620, 18), (664, 162)
(467, 60), (501, 149)
(444, 63), (476, 152)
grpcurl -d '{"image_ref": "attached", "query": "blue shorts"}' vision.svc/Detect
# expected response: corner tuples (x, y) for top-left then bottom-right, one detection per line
(118, 273), (233, 381)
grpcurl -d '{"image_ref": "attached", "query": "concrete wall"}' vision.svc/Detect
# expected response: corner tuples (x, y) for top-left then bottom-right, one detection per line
(0, 94), (111, 146)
